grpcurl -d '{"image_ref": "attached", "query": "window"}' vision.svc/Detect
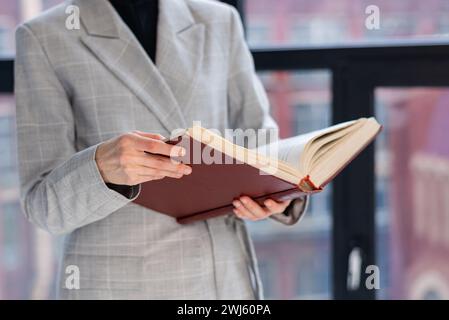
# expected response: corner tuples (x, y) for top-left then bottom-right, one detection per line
(0, 0), (64, 300)
(0, 26), (9, 54)
(245, 0), (449, 48)
(375, 88), (449, 299)
(0, 0), (63, 55)
(0, 96), (18, 189)
(247, 70), (332, 299)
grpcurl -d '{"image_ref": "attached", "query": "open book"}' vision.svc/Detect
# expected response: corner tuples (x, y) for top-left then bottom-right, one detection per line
(134, 117), (381, 223)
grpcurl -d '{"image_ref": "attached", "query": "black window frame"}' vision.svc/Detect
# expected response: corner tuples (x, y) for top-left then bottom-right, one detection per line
(2, 0), (449, 300)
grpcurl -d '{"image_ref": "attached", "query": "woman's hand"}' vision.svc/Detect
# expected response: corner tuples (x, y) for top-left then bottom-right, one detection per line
(232, 196), (291, 221)
(95, 131), (192, 186)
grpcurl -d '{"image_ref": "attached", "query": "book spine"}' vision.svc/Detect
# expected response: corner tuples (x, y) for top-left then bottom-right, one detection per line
(176, 188), (313, 224)
(299, 175), (322, 192)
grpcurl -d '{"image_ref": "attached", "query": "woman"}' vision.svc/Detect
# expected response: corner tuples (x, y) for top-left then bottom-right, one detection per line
(15, 0), (307, 299)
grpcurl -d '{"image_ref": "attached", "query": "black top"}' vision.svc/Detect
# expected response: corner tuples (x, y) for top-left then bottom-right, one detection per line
(110, 0), (159, 63)
(105, 0), (159, 198)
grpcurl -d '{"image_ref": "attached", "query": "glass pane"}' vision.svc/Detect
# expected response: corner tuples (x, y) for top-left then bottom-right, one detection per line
(0, 0), (63, 55)
(0, 94), (59, 299)
(246, 0), (449, 48)
(375, 88), (449, 299)
(248, 70), (332, 299)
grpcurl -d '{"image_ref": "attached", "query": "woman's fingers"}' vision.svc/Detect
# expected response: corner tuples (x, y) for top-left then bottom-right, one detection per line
(96, 131), (192, 185)
(233, 196), (270, 221)
(132, 130), (166, 141)
(135, 153), (191, 175)
(233, 202), (258, 221)
(134, 166), (187, 179)
(241, 196), (271, 218)
(131, 133), (185, 157)
(233, 197), (292, 221)
(264, 199), (289, 213)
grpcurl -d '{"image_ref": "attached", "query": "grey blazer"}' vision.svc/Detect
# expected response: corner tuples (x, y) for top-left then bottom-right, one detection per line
(15, 0), (308, 300)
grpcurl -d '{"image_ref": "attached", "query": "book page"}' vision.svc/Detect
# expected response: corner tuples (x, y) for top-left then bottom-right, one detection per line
(256, 133), (313, 171)
(309, 117), (381, 187)
(256, 120), (358, 171)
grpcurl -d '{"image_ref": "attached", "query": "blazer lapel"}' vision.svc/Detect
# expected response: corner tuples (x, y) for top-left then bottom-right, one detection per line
(76, 0), (203, 133)
(156, 0), (205, 116)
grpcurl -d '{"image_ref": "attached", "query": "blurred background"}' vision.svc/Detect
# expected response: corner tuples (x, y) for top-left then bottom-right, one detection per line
(1, 0), (449, 299)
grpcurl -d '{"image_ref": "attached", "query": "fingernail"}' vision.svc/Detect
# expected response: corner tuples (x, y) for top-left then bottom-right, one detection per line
(265, 200), (272, 207)
(184, 167), (192, 175)
(233, 200), (241, 208)
(175, 147), (186, 157)
(241, 197), (248, 204)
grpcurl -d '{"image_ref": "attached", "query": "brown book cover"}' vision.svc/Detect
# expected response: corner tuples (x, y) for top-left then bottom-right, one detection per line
(133, 135), (318, 224)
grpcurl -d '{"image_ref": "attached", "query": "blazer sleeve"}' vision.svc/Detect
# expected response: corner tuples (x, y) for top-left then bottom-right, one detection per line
(14, 24), (139, 235)
(226, 8), (308, 226)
